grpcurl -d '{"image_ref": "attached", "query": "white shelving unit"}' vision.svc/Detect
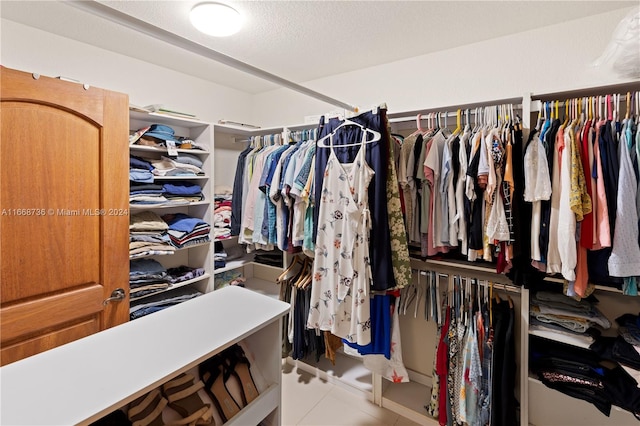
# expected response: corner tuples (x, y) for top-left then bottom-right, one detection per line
(211, 123), (314, 299)
(129, 111), (214, 308)
(0, 286), (290, 426)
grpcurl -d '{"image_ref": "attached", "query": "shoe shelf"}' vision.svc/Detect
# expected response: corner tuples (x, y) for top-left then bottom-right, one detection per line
(0, 286), (289, 426)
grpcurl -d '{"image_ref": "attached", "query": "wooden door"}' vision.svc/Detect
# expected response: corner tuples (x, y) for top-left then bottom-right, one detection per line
(0, 67), (130, 365)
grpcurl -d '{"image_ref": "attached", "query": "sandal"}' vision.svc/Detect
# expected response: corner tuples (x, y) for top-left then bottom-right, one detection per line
(223, 345), (260, 406)
(162, 373), (213, 425)
(199, 355), (241, 422)
(127, 389), (167, 426)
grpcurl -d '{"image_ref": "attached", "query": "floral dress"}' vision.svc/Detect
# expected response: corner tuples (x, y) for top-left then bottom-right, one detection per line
(307, 131), (374, 346)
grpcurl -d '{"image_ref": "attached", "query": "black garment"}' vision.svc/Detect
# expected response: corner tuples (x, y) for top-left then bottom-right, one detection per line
(314, 110), (395, 291)
(230, 145), (253, 236)
(599, 122), (620, 237)
(491, 300), (518, 426)
(532, 335), (640, 418)
(539, 119), (561, 263)
(507, 128), (547, 289)
(465, 144), (484, 250)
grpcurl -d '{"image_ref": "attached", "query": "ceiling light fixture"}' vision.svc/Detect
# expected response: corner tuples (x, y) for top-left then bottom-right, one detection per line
(189, 2), (243, 37)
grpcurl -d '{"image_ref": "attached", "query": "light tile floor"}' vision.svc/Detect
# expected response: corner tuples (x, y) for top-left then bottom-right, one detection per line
(281, 363), (423, 426)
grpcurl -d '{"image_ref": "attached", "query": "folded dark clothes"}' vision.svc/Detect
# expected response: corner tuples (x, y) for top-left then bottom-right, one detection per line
(130, 182), (163, 191)
(214, 260), (227, 269)
(164, 193), (204, 200)
(166, 266), (205, 284)
(162, 182), (202, 196)
(130, 155), (154, 171)
(130, 258), (166, 276)
(130, 233), (171, 244)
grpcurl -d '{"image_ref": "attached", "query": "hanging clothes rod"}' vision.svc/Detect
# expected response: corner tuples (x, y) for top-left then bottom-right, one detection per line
(65, 1), (359, 113)
(387, 97), (523, 122)
(531, 82), (640, 102)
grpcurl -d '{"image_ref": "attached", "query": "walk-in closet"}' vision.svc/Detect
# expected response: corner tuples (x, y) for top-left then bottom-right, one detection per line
(1, 1), (640, 425)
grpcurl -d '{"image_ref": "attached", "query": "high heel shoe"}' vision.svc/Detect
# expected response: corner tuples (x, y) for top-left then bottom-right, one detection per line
(223, 345), (260, 407)
(198, 355), (241, 422)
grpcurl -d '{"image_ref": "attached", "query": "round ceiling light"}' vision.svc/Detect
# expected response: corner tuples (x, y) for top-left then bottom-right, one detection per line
(190, 2), (243, 37)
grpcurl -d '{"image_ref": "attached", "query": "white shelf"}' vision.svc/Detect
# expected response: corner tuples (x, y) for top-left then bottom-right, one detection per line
(527, 377), (638, 425)
(129, 273), (211, 302)
(130, 144), (210, 155)
(130, 110), (209, 127)
(129, 201), (208, 210)
(226, 383), (280, 426)
(381, 381), (438, 425)
(214, 254), (255, 274)
(528, 329), (593, 349)
(152, 175), (209, 180)
(0, 286), (289, 426)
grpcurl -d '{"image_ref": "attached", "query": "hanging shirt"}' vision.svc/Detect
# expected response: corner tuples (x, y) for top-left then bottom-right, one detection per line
(557, 123), (578, 282)
(608, 119), (640, 278)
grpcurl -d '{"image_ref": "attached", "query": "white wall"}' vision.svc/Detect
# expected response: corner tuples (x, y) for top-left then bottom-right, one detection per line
(251, 7), (639, 127)
(0, 19), (254, 125)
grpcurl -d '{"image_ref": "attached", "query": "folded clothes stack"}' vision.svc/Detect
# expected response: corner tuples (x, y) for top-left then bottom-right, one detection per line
(163, 182), (204, 204)
(129, 259), (170, 301)
(162, 213), (211, 249)
(129, 286), (203, 320)
(214, 190), (232, 241)
(530, 291), (610, 346)
(151, 155), (203, 177)
(129, 211), (175, 258)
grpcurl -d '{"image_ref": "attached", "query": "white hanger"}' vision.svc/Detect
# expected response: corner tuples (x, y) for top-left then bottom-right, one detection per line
(316, 118), (381, 148)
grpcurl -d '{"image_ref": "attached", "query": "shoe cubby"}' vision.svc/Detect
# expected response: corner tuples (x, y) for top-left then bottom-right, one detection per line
(0, 286), (289, 426)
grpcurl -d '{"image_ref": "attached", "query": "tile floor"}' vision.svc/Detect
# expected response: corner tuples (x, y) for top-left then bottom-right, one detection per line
(281, 363), (424, 426)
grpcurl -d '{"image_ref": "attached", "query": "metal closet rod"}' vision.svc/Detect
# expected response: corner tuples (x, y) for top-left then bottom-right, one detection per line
(413, 269), (522, 294)
(531, 81), (640, 102)
(65, 0), (359, 113)
(387, 96), (523, 122)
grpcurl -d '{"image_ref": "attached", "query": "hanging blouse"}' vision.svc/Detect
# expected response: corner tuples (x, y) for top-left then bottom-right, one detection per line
(608, 119), (640, 279)
(557, 123), (577, 282)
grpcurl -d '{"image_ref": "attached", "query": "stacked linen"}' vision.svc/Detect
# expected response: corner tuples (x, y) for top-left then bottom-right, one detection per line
(129, 286), (202, 320)
(530, 291), (610, 346)
(162, 182), (204, 204)
(129, 211), (175, 258)
(129, 259), (170, 301)
(130, 155), (154, 184)
(130, 183), (167, 205)
(162, 213), (211, 249)
(150, 154), (204, 177)
(214, 192), (232, 240)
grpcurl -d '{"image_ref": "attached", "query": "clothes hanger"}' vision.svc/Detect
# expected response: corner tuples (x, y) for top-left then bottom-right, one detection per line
(277, 255), (304, 283)
(316, 118), (381, 148)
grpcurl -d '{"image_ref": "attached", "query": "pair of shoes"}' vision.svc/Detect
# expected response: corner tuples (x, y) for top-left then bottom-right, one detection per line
(127, 373), (213, 426)
(198, 345), (260, 422)
(224, 345), (260, 406)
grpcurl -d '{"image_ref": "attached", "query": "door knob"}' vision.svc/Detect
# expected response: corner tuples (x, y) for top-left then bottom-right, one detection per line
(103, 288), (126, 306)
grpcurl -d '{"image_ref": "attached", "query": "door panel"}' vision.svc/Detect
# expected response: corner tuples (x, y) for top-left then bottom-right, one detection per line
(0, 67), (129, 366)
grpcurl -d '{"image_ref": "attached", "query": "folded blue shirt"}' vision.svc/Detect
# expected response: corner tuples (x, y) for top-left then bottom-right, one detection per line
(162, 182), (203, 196)
(163, 213), (208, 233)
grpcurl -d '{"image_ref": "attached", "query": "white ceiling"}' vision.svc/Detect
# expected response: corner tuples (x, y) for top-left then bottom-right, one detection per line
(1, 1), (635, 94)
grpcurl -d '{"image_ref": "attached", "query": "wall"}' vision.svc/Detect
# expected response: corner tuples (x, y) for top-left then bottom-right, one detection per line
(0, 19), (254, 125)
(251, 7), (638, 127)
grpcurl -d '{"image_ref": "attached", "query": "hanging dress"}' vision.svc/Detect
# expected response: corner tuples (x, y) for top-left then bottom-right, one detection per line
(308, 130), (375, 346)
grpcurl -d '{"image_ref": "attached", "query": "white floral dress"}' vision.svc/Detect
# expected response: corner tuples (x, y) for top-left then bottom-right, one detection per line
(307, 131), (374, 345)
